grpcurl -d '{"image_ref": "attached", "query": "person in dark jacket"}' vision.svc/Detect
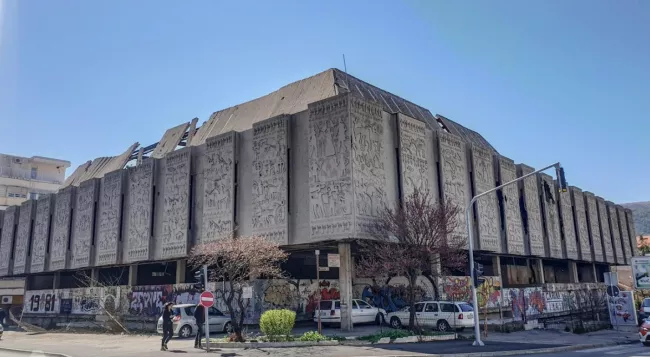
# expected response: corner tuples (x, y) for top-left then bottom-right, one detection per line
(0, 308), (7, 329)
(161, 302), (174, 351)
(193, 304), (206, 349)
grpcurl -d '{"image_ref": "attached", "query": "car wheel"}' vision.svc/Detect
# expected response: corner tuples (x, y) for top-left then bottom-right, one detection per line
(437, 320), (451, 332)
(375, 313), (385, 326)
(223, 322), (233, 333)
(390, 316), (402, 329)
(179, 325), (192, 339)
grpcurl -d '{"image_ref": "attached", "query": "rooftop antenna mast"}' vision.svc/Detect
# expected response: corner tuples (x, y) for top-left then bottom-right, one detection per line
(342, 54), (350, 91)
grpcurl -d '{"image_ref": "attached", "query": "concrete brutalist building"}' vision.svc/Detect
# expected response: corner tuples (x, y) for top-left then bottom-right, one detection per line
(0, 69), (639, 318)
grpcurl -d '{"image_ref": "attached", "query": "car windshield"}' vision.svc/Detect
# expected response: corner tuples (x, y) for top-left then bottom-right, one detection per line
(459, 304), (473, 312)
(320, 301), (333, 310)
(643, 299), (650, 307)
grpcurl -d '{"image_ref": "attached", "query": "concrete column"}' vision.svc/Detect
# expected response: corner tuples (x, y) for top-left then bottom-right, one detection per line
(90, 268), (99, 287)
(569, 261), (579, 283)
(128, 264), (138, 286)
(338, 242), (354, 332)
(592, 263), (599, 283)
(176, 260), (186, 284)
(53, 272), (61, 289)
(534, 259), (546, 284)
(491, 256), (502, 278)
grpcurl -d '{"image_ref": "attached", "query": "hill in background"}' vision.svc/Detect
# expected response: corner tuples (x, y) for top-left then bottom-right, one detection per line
(622, 201), (650, 235)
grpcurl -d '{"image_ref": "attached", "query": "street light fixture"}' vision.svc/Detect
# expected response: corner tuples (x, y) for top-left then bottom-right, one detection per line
(466, 162), (565, 346)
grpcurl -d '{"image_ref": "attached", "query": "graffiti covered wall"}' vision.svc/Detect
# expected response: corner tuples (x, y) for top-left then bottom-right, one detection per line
(353, 276), (436, 313)
(440, 276), (502, 309)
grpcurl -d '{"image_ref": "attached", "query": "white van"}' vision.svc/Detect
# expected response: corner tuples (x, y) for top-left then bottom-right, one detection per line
(386, 301), (474, 332)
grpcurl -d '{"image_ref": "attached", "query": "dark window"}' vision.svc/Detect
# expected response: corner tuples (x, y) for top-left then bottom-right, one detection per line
(319, 301), (332, 310)
(425, 303), (438, 312)
(643, 299), (650, 307)
(414, 303), (425, 312)
(459, 304), (473, 312)
(440, 303), (457, 313)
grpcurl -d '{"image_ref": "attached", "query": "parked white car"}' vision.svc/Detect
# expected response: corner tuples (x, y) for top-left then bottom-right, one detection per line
(314, 299), (387, 325)
(156, 304), (232, 338)
(386, 301), (474, 332)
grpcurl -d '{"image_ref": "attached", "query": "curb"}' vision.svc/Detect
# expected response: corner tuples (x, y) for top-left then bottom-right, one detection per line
(208, 340), (340, 348)
(0, 346), (72, 357)
(367, 339), (638, 357)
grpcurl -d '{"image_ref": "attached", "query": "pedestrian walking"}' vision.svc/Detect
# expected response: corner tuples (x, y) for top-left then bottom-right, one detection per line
(0, 308), (6, 329)
(193, 303), (206, 349)
(161, 302), (174, 351)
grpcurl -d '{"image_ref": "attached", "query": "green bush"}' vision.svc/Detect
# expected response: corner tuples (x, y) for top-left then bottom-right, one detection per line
(259, 309), (296, 341)
(299, 331), (328, 342)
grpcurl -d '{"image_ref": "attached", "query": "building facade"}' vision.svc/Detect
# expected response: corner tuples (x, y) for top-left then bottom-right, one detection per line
(0, 154), (70, 210)
(0, 69), (639, 328)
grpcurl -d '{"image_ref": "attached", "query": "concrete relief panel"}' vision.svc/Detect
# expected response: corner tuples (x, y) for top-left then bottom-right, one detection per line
(351, 97), (387, 236)
(438, 131), (471, 246)
(540, 174), (563, 259)
(559, 191), (578, 260)
(203, 132), (237, 243)
(50, 187), (75, 271)
(584, 192), (604, 262)
(626, 209), (637, 257)
(606, 202), (624, 264)
(96, 170), (124, 266)
(596, 197), (615, 263)
(125, 159), (154, 263)
(517, 164), (545, 257)
(308, 95), (354, 240)
(570, 187), (591, 261)
(161, 147), (191, 259)
(470, 146), (500, 252)
(612, 205), (632, 264)
(13, 200), (34, 274)
(397, 114), (437, 201)
(498, 156), (524, 255)
(617, 206), (632, 261)
(71, 179), (98, 269)
(0, 206), (18, 276)
(252, 116), (289, 244)
(31, 195), (53, 273)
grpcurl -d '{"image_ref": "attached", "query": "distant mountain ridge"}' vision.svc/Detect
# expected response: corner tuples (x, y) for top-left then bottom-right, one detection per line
(622, 201), (650, 235)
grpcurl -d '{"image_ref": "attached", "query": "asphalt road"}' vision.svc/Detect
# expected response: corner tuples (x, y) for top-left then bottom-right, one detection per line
(509, 344), (650, 357)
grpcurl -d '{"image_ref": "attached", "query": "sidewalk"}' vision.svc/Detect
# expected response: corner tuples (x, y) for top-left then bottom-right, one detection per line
(0, 328), (639, 357)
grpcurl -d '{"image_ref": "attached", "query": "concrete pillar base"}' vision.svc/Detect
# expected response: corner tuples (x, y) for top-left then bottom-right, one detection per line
(53, 272), (61, 289)
(128, 264), (138, 286)
(569, 261), (579, 283)
(338, 242), (353, 332)
(90, 268), (99, 287)
(176, 260), (186, 284)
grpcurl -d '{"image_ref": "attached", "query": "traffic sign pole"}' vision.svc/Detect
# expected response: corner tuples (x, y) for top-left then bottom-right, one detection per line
(204, 265), (210, 352)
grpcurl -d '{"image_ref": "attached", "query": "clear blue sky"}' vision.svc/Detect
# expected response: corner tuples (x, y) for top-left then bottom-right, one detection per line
(0, 0), (648, 203)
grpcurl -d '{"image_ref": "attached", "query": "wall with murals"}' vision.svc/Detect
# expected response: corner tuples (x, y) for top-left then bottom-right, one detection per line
(22, 276), (606, 325)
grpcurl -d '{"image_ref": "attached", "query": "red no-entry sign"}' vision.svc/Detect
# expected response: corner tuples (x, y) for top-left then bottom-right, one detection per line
(199, 291), (215, 307)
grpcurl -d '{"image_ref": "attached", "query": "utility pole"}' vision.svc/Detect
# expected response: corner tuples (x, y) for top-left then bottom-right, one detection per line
(466, 162), (566, 346)
(203, 264), (210, 352)
(316, 250), (322, 334)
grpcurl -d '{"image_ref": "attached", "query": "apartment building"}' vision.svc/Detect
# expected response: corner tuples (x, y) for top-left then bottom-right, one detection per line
(0, 154), (71, 209)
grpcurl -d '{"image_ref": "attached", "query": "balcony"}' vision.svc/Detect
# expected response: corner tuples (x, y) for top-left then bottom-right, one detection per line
(0, 166), (63, 185)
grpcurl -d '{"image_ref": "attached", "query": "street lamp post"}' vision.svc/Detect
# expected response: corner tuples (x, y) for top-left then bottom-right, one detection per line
(466, 162), (565, 346)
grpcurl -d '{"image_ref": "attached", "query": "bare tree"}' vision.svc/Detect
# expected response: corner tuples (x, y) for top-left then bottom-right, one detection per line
(189, 235), (288, 342)
(74, 271), (130, 334)
(357, 189), (467, 331)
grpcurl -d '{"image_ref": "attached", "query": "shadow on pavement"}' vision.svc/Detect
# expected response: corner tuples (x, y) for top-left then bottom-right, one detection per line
(369, 340), (565, 354)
